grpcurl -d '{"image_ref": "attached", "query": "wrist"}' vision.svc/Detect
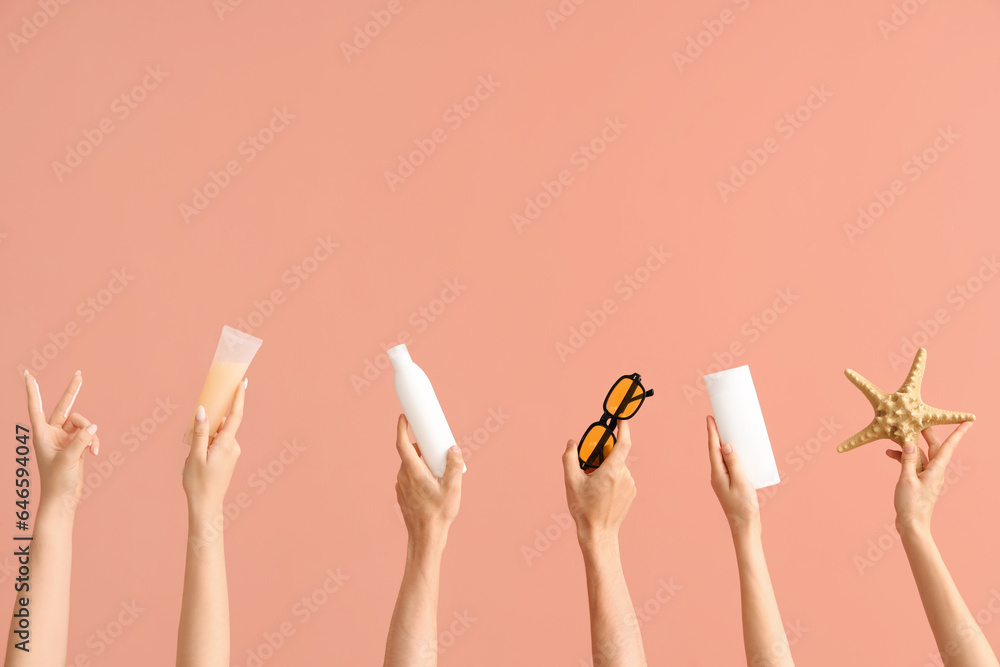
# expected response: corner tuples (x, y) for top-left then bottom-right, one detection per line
(578, 530), (621, 559)
(37, 494), (77, 524)
(407, 525), (449, 560)
(896, 516), (932, 544)
(730, 521), (763, 549)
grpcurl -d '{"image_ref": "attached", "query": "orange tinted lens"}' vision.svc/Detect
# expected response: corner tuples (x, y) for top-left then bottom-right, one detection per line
(606, 377), (644, 419)
(580, 425), (615, 466)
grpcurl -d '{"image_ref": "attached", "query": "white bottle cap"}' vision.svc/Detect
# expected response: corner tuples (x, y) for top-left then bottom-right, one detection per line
(387, 344), (410, 366)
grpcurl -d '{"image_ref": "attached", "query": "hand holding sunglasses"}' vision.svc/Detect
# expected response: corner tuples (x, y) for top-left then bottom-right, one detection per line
(578, 373), (653, 470)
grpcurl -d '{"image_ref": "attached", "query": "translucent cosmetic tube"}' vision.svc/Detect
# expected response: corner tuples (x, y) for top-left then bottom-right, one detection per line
(183, 326), (262, 445)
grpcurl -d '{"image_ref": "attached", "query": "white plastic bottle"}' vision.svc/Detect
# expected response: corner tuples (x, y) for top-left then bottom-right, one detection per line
(387, 344), (466, 478)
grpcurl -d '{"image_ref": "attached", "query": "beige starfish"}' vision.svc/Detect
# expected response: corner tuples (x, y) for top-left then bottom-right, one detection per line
(838, 348), (975, 471)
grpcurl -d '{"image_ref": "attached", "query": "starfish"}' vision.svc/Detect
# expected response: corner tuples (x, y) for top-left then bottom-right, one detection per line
(837, 348), (975, 471)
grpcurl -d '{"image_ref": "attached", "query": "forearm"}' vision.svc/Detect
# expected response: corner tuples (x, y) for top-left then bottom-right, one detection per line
(177, 508), (230, 667)
(5, 499), (75, 666)
(732, 527), (793, 667)
(581, 536), (646, 667)
(383, 532), (446, 667)
(901, 525), (999, 667)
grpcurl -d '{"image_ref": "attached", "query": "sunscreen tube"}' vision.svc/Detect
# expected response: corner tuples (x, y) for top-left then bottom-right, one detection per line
(388, 344), (466, 478)
(703, 365), (780, 490)
(183, 326), (263, 445)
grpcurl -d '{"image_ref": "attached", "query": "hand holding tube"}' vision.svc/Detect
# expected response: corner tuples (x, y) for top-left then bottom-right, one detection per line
(182, 379), (245, 515)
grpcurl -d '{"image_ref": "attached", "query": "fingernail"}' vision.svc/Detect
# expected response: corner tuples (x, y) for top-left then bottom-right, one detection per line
(74, 370), (81, 376)
(243, 378), (248, 389)
(450, 445), (461, 453)
(904, 444), (915, 454)
(86, 423), (98, 434)
(92, 441), (99, 455)
(23, 370), (29, 378)
(196, 405), (206, 422)
(722, 443), (733, 454)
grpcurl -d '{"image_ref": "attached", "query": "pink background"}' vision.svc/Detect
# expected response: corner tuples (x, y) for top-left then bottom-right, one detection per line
(2, 0), (1000, 664)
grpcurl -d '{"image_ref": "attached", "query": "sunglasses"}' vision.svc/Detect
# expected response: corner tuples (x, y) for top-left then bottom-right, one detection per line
(578, 373), (654, 470)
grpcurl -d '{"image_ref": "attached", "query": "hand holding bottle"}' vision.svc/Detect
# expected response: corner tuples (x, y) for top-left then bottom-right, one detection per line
(393, 414), (463, 547)
(707, 415), (761, 537)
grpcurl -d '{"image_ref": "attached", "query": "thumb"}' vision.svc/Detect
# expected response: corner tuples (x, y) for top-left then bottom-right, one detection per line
(66, 423), (99, 461)
(720, 442), (745, 487)
(899, 441), (920, 479)
(442, 445), (464, 487)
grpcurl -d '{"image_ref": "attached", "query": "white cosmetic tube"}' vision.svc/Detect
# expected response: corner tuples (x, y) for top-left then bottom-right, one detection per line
(703, 365), (780, 489)
(388, 344), (466, 478)
(183, 326), (263, 445)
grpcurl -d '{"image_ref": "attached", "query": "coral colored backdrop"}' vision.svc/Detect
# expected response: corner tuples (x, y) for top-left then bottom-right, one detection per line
(2, 0), (1000, 665)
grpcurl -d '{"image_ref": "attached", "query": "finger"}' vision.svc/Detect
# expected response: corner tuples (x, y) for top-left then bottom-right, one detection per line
(603, 420), (632, 466)
(719, 441), (746, 488)
(706, 416), (727, 479)
(191, 405), (210, 461)
(442, 445), (464, 488)
(48, 371), (83, 427)
(395, 415), (420, 467)
(926, 422), (972, 473)
(899, 441), (920, 480)
(217, 378), (247, 439)
(24, 371), (45, 428)
(885, 449), (902, 462)
(64, 412), (91, 436)
(66, 423), (98, 461)
(922, 426), (943, 460)
(563, 439), (583, 478)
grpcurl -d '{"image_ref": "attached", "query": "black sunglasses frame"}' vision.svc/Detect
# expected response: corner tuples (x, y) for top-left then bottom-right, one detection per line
(577, 372), (654, 470)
